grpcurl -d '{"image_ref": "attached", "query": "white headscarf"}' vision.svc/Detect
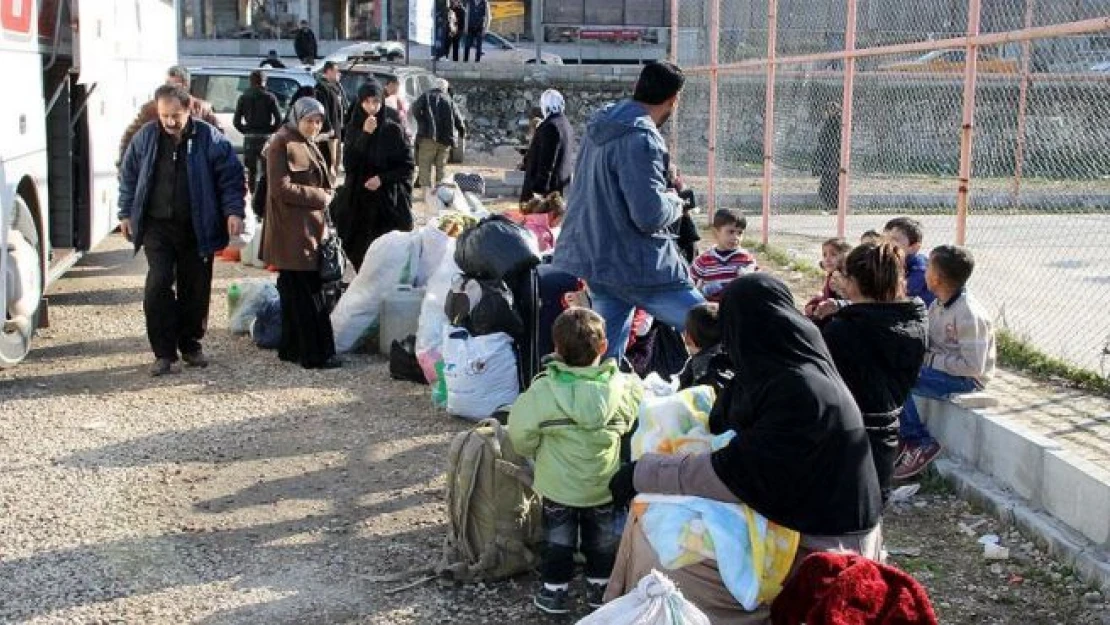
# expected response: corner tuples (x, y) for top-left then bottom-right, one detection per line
(540, 89), (565, 119)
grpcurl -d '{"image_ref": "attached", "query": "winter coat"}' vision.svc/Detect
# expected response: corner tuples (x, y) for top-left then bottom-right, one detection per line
(677, 343), (735, 396)
(552, 100), (688, 289)
(117, 96), (222, 165)
(508, 358), (643, 508)
(925, 289), (997, 384)
(260, 125), (334, 271)
(905, 252), (936, 306)
(822, 300), (928, 500)
(294, 26), (318, 61)
(412, 88), (466, 147)
(340, 108), (416, 270)
(520, 112), (575, 203)
(464, 0), (491, 32)
(233, 86), (282, 135)
(117, 120), (245, 256)
(314, 78), (348, 139)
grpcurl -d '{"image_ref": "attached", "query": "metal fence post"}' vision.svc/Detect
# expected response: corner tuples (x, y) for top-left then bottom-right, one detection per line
(955, 0), (983, 245)
(669, 0), (679, 159)
(836, 0), (859, 239)
(707, 0), (720, 216)
(760, 0), (778, 246)
(1011, 0), (1035, 210)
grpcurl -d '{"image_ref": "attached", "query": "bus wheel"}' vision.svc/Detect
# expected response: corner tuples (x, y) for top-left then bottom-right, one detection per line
(1, 196), (43, 367)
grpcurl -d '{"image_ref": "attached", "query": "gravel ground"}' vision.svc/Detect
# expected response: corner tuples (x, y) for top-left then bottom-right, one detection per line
(0, 232), (1108, 623)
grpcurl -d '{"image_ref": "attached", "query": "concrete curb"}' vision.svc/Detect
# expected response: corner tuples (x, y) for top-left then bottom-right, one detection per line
(934, 458), (1110, 593)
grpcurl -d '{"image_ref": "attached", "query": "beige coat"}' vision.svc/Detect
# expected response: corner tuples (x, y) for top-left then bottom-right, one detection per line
(261, 125), (334, 271)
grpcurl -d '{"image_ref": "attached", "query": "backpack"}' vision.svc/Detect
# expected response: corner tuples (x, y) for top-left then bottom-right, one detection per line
(438, 418), (543, 582)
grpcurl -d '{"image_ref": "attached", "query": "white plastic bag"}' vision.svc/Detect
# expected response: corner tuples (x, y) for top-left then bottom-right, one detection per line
(228, 278), (278, 335)
(331, 230), (415, 353)
(415, 222), (451, 288)
(442, 327), (519, 420)
(415, 240), (460, 382)
(227, 210), (257, 250)
(576, 570), (710, 625)
(239, 220), (265, 268)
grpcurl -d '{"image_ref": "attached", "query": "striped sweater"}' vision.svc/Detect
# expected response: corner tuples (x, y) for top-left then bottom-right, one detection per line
(690, 247), (759, 301)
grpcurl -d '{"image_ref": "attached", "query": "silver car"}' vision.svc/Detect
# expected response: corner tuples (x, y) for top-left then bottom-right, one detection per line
(188, 66), (318, 153)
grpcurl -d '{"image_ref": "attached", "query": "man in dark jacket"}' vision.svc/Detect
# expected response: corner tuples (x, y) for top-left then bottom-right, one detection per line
(412, 78), (466, 188)
(314, 61), (348, 175)
(234, 70), (283, 192)
(118, 85), (246, 377)
(463, 0), (491, 62)
(553, 61), (703, 361)
(293, 21), (318, 64)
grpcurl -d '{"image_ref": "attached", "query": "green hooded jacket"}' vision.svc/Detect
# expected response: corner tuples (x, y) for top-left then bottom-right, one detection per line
(508, 359), (643, 508)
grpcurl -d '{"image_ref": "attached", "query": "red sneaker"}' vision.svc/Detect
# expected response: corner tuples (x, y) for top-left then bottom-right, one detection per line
(893, 441), (942, 480)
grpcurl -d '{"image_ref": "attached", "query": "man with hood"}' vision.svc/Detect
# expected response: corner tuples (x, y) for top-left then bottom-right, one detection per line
(554, 61), (703, 361)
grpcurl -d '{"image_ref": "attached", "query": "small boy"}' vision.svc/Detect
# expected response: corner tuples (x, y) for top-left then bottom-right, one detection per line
(884, 217), (935, 306)
(860, 229), (882, 245)
(894, 245), (996, 479)
(508, 308), (643, 615)
(804, 237), (852, 321)
(678, 303), (735, 395)
(690, 209), (758, 302)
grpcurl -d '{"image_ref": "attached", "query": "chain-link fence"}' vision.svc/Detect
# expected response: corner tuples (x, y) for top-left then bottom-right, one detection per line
(670, 0), (1110, 375)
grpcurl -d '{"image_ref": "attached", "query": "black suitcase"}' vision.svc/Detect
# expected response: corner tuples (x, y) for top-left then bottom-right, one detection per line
(505, 267), (541, 390)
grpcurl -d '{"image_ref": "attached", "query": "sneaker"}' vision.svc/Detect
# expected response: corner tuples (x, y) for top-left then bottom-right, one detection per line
(585, 582), (607, 609)
(149, 358), (178, 377)
(893, 441), (942, 480)
(533, 585), (570, 615)
(182, 349), (209, 368)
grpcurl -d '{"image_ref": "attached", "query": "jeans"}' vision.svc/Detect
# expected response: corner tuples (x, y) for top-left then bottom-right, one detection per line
(540, 500), (625, 584)
(416, 138), (451, 188)
(242, 134), (268, 194)
(142, 219), (214, 361)
(463, 27), (484, 62)
(900, 366), (982, 446)
(589, 281), (706, 361)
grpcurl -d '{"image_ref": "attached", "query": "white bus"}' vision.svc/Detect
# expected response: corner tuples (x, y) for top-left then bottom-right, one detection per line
(1, 0), (176, 366)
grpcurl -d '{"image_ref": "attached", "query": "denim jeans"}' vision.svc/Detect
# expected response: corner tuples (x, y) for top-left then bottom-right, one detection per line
(540, 500), (626, 584)
(589, 281), (705, 361)
(900, 366), (982, 446)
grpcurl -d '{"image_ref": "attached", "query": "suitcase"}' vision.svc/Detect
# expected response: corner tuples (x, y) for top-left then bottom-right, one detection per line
(505, 265), (587, 391)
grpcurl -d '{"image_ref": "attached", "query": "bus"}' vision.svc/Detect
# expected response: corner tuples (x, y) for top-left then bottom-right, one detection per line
(0, 0), (176, 366)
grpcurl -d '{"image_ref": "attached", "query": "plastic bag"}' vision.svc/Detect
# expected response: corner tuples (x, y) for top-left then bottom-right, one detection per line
(226, 210), (258, 250)
(442, 327), (520, 421)
(415, 240), (461, 382)
(416, 222), (451, 288)
(239, 220), (266, 268)
(576, 570), (710, 625)
(250, 297), (282, 349)
(330, 230), (416, 353)
(631, 386), (718, 459)
(454, 215), (541, 281)
(228, 278), (278, 335)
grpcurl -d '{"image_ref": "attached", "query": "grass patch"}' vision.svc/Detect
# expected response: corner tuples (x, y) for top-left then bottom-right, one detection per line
(749, 242), (825, 278)
(997, 330), (1110, 397)
(918, 468), (955, 496)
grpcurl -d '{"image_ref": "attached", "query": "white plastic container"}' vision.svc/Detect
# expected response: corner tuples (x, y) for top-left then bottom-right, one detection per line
(379, 285), (426, 354)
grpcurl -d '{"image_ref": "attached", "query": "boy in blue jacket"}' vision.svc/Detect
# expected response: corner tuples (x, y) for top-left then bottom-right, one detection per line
(884, 217), (935, 306)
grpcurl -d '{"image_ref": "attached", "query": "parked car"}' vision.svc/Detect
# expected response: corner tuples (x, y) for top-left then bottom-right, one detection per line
(188, 66), (318, 153)
(338, 63), (469, 163)
(879, 49), (1018, 73)
(411, 31), (562, 65)
(323, 41), (406, 66)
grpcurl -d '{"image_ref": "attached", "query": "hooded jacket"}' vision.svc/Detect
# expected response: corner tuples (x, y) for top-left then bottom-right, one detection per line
(508, 359), (643, 508)
(822, 301), (928, 499)
(707, 274), (881, 536)
(553, 100), (687, 289)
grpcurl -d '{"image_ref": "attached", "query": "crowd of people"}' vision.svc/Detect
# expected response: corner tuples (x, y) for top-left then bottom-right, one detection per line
(115, 58), (998, 621)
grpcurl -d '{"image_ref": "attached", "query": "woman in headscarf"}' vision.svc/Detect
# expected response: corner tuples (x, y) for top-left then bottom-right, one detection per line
(604, 273), (883, 623)
(340, 78), (415, 271)
(519, 89), (575, 204)
(261, 97), (340, 370)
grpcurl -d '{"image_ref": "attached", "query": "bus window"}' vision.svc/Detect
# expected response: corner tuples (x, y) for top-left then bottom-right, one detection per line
(205, 74), (249, 114)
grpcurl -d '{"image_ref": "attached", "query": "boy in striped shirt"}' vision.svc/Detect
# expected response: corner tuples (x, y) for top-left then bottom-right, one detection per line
(690, 209), (758, 301)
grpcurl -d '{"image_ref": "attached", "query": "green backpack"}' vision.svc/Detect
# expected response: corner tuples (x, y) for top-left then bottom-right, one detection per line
(438, 418), (543, 582)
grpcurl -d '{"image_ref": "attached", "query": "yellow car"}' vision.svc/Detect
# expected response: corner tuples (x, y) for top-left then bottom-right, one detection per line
(880, 49), (1019, 74)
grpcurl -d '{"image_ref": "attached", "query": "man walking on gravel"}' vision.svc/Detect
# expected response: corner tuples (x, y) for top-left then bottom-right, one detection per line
(118, 85), (246, 377)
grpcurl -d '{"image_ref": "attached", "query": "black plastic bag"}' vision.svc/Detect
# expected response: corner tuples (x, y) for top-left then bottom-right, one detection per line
(454, 215), (540, 281)
(445, 276), (525, 337)
(390, 335), (428, 384)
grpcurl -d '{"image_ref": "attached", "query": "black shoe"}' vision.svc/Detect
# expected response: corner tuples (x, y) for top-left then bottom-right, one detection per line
(150, 358), (178, 377)
(533, 585), (570, 615)
(182, 349), (209, 368)
(585, 582), (607, 609)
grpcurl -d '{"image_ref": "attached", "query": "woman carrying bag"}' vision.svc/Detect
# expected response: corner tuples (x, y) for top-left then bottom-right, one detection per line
(261, 97), (341, 370)
(341, 79), (415, 272)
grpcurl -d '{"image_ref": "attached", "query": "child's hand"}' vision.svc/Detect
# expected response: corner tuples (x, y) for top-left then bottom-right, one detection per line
(814, 299), (841, 319)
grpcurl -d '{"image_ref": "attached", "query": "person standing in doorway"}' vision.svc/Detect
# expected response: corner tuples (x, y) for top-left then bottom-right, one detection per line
(294, 20), (318, 65)
(553, 61), (703, 362)
(412, 78), (466, 188)
(463, 0), (491, 62)
(233, 70), (283, 193)
(117, 85), (246, 377)
(314, 61), (348, 177)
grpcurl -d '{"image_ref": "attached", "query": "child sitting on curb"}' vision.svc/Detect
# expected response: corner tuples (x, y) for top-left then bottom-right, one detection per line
(894, 245), (996, 479)
(508, 308), (643, 615)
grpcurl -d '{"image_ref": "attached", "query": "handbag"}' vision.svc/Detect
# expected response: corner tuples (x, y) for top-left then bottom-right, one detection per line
(318, 207), (346, 284)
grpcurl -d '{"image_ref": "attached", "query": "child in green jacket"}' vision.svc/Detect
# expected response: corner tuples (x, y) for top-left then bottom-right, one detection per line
(508, 307), (643, 615)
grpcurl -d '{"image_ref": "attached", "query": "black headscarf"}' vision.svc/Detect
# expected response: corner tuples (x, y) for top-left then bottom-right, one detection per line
(708, 273), (881, 536)
(344, 78), (402, 142)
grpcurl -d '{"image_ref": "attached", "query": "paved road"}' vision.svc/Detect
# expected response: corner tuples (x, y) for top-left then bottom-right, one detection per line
(753, 212), (1110, 374)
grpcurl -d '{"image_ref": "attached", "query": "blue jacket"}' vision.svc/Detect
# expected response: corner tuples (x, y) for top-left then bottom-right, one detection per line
(553, 100), (688, 289)
(905, 252), (936, 306)
(118, 120), (245, 256)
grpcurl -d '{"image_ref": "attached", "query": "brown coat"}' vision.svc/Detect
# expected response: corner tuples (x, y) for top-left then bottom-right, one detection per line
(261, 125), (334, 271)
(117, 96), (222, 165)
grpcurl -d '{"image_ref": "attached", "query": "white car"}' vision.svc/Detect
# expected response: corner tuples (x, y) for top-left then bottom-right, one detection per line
(322, 41), (407, 67)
